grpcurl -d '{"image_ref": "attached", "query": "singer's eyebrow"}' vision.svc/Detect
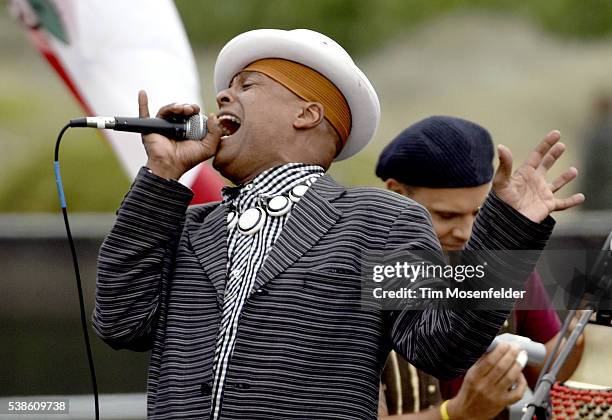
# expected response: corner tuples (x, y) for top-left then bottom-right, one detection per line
(229, 72), (258, 88)
(229, 73), (245, 88)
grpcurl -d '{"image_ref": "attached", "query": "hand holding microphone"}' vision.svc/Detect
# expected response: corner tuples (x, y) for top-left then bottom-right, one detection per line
(137, 91), (223, 181)
(70, 90), (224, 180)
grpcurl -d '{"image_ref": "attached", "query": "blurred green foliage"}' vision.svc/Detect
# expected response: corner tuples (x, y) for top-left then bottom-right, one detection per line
(176, 0), (612, 55)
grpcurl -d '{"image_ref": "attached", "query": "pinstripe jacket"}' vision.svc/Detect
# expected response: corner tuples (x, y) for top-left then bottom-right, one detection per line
(94, 168), (553, 419)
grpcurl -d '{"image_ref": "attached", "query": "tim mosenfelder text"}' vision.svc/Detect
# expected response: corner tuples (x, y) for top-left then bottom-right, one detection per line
(370, 261), (526, 301)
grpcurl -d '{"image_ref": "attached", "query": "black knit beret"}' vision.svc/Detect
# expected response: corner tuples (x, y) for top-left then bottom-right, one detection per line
(376, 116), (494, 188)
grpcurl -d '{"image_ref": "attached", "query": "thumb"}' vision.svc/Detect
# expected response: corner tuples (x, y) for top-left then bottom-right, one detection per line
(493, 144), (513, 187)
(201, 113), (222, 156)
(138, 90), (150, 118)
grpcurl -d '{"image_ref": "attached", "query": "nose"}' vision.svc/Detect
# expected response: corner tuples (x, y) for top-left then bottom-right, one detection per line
(451, 218), (473, 244)
(216, 88), (234, 107)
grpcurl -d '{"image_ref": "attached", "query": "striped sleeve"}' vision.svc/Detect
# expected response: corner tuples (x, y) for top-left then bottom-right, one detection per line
(386, 191), (554, 379)
(93, 167), (193, 350)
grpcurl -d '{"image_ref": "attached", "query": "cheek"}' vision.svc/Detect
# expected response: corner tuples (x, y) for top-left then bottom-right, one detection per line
(247, 92), (295, 125)
(432, 218), (454, 239)
(242, 105), (278, 138)
(465, 217), (476, 234)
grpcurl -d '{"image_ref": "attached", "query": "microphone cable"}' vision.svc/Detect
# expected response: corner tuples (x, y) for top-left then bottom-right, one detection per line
(53, 123), (100, 420)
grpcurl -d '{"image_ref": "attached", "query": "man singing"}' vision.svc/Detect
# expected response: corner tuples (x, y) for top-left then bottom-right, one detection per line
(93, 29), (583, 419)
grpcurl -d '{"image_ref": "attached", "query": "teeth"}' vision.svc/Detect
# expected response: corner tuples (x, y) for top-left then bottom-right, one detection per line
(218, 115), (241, 124)
(218, 114), (241, 139)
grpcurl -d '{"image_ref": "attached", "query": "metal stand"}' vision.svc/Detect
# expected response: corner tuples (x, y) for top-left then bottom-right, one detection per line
(520, 309), (592, 420)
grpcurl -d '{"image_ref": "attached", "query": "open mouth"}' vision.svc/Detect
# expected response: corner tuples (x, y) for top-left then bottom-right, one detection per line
(218, 114), (242, 140)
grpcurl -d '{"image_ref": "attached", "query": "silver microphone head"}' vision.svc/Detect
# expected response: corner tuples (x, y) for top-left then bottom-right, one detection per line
(186, 113), (208, 140)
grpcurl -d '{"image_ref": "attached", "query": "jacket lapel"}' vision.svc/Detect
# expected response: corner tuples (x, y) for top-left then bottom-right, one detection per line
(188, 203), (228, 303)
(251, 175), (345, 296)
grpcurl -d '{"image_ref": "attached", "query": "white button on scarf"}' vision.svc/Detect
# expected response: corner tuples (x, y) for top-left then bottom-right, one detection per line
(228, 179), (317, 235)
(237, 207), (266, 235)
(267, 195), (292, 216)
(227, 211), (238, 230)
(289, 184), (308, 202)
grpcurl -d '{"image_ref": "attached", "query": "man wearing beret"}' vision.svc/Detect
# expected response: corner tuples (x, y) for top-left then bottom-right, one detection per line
(376, 116), (584, 420)
(93, 29), (583, 419)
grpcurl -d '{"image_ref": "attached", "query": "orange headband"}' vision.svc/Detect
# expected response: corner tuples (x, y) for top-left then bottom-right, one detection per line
(243, 58), (352, 144)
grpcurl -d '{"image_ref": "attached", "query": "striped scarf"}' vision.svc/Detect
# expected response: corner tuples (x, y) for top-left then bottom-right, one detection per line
(210, 162), (325, 419)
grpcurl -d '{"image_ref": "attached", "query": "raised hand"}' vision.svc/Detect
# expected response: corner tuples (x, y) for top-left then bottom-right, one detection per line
(139, 90), (223, 180)
(493, 130), (585, 223)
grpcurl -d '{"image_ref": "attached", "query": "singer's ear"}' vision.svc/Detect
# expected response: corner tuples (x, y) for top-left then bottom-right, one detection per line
(293, 102), (324, 130)
(138, 90), (150, 118)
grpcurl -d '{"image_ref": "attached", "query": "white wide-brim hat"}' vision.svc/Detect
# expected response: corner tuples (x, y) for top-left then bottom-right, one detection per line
(214, 29), (381, 161)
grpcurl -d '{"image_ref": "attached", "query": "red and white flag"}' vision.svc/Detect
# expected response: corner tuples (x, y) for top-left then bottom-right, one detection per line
(9, 0), (225, 203)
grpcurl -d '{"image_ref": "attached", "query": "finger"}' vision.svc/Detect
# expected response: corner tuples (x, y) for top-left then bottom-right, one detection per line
(156, 103), (201, 118)
(181, 103), (199, 116)
(487, 344), (520, 384)
(156, 102), (180, 118)
(493, 144), (513, 188)
(554, 193), (585, 211)
(525, 130), (561, 169)
(159, 103), (189, 118)
(504, 374), (527, 405)
(549, 167), (578, 193)
(206, 113), (222, 139)
(470, 342), (511, 378)
(138, 90), (150, 118)
(495, 352), (526, 389)
(199, 113), (222, 156)
(537, 142), (566, 174)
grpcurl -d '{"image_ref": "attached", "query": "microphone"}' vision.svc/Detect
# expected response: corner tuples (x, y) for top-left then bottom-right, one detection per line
(69, 114), (208, 140)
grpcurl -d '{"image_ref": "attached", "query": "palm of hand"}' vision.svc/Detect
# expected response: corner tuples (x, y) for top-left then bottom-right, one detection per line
(172, 138), (212, 171)
(495, 166), (555, 223)
(144, 133), (216, 180)
(492, 131), (584, 223)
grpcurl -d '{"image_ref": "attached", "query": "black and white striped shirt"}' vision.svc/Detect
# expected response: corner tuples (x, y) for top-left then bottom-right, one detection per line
(211, 163), (324, 419)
